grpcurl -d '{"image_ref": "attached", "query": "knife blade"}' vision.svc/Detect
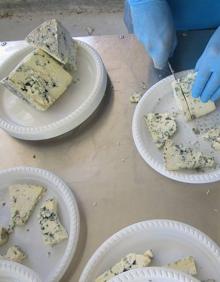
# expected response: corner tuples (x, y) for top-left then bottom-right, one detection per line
(168, 62), (192, 120)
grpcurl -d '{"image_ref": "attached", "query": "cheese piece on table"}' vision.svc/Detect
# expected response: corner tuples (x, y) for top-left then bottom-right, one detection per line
(163, 140), (215, 171)
(3, 246), (26, 263)
(166, 256), (197, 276)
(144, 113), (177, 149)
(95, 250), (153, 282)
(203, 128), (220, 151)
(9, 184), (45, 227)
(0, 226), (9, 246)
(1, 49), (73, 111)
(26, 19), (77, 71)
(172, 72), (216, 120)
(39, 198), (68, 246)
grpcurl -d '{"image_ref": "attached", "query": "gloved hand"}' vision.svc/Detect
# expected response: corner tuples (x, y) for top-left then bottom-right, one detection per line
(128, 0), (177, 69)
(192, 26), (220, 102)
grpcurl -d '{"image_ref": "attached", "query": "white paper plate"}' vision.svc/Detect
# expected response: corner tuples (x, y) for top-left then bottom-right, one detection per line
(0, 166), (80, 282)
(0, 40), (107, 140)
(80, 220), (220, 282)
(109, 267), (200, 282)
(132, 70), (220, 183)
(0, 260), (41, 282)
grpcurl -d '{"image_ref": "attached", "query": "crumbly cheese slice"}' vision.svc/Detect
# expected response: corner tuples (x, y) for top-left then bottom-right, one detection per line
(26, 19), (77, 71)
(166, 256), (197, 276)
(172, 72), (216, 120)
(0, 226), (9, 246)
(39, 198), (68, 246)
(203, 128), (220, 151)
(95, 250), (153, 282)
(144, 113), (177, 149)
(1, 246), (26, 263)
(163, 140), (215, 171)
(1, 49), (73, 111)
(9, 184), (45, 227)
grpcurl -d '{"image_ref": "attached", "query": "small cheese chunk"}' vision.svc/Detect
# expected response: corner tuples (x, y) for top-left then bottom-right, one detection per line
(163, 140), (215, 171)
(26, 19), (77, 71)
(39, 198), (68, 246)
(95, 250), (153, 282)
(144, 113), (177, 149)
(172, 72), (216, 121)
(0, 226), (9, 246)
(166, 256), (197, 276)
(1, 49), (73, 111)
(2, 246), (26, 263)
(203, 128), (220, 151)
(9, 184), (45, 227)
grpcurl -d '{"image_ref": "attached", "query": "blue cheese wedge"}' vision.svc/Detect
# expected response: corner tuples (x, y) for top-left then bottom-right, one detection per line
(166, 256), (197, 276)
(39, 198), (68, 246)
(26, 19), (77, 71)
(164, 140), (215, 171)
(0, 226), (9, 246)
(172, 72), (216, 121)
(144, 113), (177, 149)
(9, 184), (45, 227)
(95, 250), (153, 282)
(1, 49), (72, 111)
(0, 245), (26, 263)
(203, 128), (220, 151)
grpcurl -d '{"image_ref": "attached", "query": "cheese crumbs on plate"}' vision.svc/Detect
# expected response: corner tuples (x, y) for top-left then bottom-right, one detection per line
(144, 113), (177, 149)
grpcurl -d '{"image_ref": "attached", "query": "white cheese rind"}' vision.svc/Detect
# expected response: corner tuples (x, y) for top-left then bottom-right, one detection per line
(26, 19), (77, 71)
(1, 49), (73, 111)
(163, 140), (215, 171)
(166, 256), (197, 276)
(2, 246), (26, 263)
(9, 184), (45, 227)
(0, 226), (9, 246)
(144, 113), (177, 149)
(39, 198), (68, 246)
(172, 72), (216, 120)
(95, 250), (153, 282)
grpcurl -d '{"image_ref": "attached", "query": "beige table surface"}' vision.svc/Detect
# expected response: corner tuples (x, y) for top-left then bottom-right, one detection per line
(1, 35), (220, 282)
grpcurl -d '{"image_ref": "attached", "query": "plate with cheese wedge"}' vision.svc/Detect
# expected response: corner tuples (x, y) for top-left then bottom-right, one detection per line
(0, 166), (80, 282)
(0, 19), (107, 140)
(108, 267), (200, 282)
(80, 220), (220, 282)
(133, 70), (220, 183)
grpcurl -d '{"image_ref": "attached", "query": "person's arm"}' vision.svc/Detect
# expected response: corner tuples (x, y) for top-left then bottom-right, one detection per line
(127, 0), (177, 69)
(192, 27), (220, 102)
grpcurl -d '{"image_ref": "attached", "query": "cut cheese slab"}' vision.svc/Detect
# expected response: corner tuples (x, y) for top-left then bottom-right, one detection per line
(26, 19), (77, 71)
(0, 246), (26, 263)
(144, 113), (177, 149)
(203, 128), (220, 151)
(166, 256), (197, 276)
(0, 226), (9, 246)
(39, 198), (68, 246)
(172, 72), (216, 121)
(95, 250), (153, 282)
(163, 140), (215, 171)
(1, 49), (73, 111)
(9, 184), (45, 227)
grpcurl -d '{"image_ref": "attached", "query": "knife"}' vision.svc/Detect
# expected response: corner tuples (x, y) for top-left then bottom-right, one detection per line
(168, 62), (192, 119)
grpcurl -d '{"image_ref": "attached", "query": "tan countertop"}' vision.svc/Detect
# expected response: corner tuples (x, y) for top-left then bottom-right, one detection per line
(1, 35), (220, 282)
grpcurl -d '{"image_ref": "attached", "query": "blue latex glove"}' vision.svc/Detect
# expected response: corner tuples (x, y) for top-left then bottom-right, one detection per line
(128, 0), (177, 69)
(192, 26), (220, 102)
